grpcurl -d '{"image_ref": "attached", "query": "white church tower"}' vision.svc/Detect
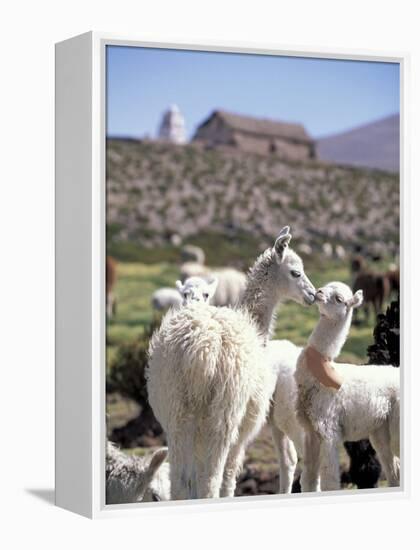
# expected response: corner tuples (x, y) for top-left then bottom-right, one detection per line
(158, 104), (187, 144)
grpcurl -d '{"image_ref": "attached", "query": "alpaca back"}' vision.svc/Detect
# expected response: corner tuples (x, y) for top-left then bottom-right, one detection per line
(147, 304), (267, 427)
(295, 359), (400, 442)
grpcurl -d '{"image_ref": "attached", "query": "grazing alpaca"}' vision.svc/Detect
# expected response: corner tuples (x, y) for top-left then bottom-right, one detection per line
(151, 288), (183, 312)
(147, 227), (316, 500)
(106, 256), (117, 318)
(295, 282), (400, 491)
(106, 443), (170, 504)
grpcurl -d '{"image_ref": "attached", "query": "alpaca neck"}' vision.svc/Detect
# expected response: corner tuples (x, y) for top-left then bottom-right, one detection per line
(308, 311), (353, 360)
(240, 249), (283, 342)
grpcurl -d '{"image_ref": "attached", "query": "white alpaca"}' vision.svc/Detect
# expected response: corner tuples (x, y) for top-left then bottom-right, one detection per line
(181, 244), (206, 265)
(180, 263), (246, 307)
(147, 227), (316, 500)
(106, 443), (170, 504)
(180, 262), (209, 282)
(151, 288), (182, 311)
(295, 282), (400, 491)
(152, 277), (218, 312)
(210, 268), (247, 307)
(176, 276), (218, 305)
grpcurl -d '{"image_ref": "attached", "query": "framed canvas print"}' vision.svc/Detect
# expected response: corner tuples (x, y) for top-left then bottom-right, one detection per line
(55, 32), (408, 518)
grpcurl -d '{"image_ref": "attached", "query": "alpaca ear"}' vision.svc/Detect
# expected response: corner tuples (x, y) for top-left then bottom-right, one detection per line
(208, 277), (218, 298)
(273, 226), (292, 259)
(175, 280), (184, 293)
(146, 448), (168, 480)
(350, 290), (364, 308)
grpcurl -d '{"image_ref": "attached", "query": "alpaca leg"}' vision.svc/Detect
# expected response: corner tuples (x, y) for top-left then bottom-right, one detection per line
(196, 445), (231, 499)
(169, 442), (190, 501)
(300, 428), (321, 492)
(370, 425), (400, 487)
(195, 426), (232, 499)
(220, 403), (268, 497)
(320, 439), (341, 491)
(271, 424), (298, 494)
(167, 417), (195, 500)
(220, 442), (246, 498)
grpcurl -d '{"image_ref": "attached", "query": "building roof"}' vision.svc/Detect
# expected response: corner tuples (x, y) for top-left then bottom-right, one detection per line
(199, 110), (313, 143)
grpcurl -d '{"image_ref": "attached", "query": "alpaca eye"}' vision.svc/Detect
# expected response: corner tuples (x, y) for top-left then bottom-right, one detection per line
(335, 294), (344, 303)
(291, 270), (301, 278)
(184, 292), (188, 299)
(203, 293), (209, 299)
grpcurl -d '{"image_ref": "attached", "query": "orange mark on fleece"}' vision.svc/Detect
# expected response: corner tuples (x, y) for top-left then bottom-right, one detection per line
(305, 346), (343, 390)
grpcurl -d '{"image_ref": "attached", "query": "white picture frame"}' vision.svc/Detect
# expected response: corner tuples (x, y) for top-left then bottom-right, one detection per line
(55, 31), (410, 519)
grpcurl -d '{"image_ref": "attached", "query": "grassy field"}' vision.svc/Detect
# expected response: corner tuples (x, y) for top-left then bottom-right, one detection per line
(106, 258), (378, 369)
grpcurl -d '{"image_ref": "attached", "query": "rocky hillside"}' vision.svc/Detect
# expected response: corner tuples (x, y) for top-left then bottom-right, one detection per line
(106, 139), (399, 262)
(317, 114), (399, 173)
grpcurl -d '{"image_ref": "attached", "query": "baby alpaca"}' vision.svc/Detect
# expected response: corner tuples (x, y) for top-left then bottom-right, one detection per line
(106, 443), (170, 504)
(295, 282), (400, 491)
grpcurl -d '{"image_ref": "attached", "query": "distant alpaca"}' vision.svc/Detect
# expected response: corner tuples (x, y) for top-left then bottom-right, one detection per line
(152, 276), (218, 312)
(151, 288), (182, 312)
(106, 256), (117, 318)
(181, 244), (205, 265)
(180, 264), (246, 307)
(210, 268), (247, 307)
(147, 227), (316, 500)
(106, 443), (170, 504)
(351, 255), (390, 322)
(176, 276), (218, 305)
(295, 282), (400, 491)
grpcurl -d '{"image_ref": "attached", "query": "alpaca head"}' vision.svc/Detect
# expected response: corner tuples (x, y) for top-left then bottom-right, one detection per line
(315, 281), (363, 321)
(271, 226), (316, 306)
(176, 276), (218, 305)
(106, 444), (169, 504)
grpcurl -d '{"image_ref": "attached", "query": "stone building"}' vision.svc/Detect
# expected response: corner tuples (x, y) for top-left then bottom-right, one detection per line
(193, 110), (316, 160)
(158, 104), (187, 144)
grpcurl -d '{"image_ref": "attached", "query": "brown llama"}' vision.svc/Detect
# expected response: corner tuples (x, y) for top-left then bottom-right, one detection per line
(351, 255), (390, 323)
(386, 265), (400, 298)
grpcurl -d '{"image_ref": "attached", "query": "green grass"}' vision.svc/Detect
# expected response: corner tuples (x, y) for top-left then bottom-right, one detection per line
(106, 258), (383, 366)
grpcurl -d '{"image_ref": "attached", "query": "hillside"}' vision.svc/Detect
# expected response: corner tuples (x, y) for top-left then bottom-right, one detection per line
(317, 114), (399, 173)
(106, 139), (399, 264)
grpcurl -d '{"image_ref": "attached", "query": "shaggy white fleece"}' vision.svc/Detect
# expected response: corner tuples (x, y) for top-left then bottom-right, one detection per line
(148, 303), (275, 500)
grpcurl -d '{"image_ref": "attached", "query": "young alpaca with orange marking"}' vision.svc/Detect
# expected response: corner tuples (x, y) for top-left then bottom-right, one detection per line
(295, 282), (400, 491)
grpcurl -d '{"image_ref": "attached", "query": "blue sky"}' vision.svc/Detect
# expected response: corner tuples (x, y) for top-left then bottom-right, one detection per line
(106, 46), (399, 140)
